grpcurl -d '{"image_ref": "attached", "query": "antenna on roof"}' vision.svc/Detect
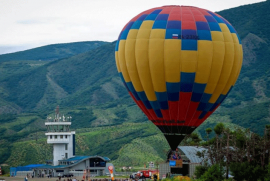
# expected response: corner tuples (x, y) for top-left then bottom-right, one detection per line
(55, 105), (59, 115)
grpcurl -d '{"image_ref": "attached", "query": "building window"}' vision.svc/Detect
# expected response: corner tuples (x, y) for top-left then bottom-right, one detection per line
(90, 158), (106, 167)
(65, 153), (68, 159)
(65, 135), (67, 139)
(60, 135), (63, 139)
(55, 135), (57, 139)
(65, 144), (68, 150)
(50, 135), (52, 139)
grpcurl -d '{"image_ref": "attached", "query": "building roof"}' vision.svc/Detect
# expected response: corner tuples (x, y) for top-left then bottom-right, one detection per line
(178, 146), (209, 164)
(10, 164), (46, 172)
(34, 155), (111, 169)
(36, 165), (68, 169)
(60, 155), (110, 162)
(12, 155), (111, 171)
(24, 164), (45, 168)
(102, 157), (110, 161)
(61, 156), (90, 161)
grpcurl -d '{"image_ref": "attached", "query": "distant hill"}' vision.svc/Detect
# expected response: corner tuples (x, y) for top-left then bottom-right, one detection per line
(1, 0), (270, 167)
(0, 41), (108, 62)
(0, 41), (124, 112)
(219, 0), (270, 41)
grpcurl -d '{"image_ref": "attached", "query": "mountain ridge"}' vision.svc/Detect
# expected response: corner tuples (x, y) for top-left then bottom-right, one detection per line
(0, 41), (108, 62)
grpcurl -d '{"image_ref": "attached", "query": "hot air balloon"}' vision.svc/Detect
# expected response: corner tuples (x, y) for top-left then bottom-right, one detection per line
(115, 5), (243, 150)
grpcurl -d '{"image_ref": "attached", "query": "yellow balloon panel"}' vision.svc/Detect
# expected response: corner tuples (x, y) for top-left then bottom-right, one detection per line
(118, 40), (131, 82)
(115, 51), (120, 72)
(149, 39), (166, 92)
(209, 42), (235, 103)
(135, 39), (157, 101)
(164, 39), (181, 83)
(181, 51), (198, 73)
(204, 41), (225, 94)
(222, 44), (242, 95)
(194, 41), (213, 84)
(125, 38), (144, 92)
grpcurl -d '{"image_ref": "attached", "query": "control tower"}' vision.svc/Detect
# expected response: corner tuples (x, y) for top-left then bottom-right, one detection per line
(45, 106), (75, 166)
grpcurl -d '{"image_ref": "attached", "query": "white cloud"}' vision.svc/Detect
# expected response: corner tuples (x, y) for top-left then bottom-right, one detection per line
(0, 0), (266, 54)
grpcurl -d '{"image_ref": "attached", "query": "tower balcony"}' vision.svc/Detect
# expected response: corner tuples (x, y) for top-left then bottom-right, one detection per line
(45, 122), (71, 126)
(47, 138), (70, 144)
(46, 131), (75, 144)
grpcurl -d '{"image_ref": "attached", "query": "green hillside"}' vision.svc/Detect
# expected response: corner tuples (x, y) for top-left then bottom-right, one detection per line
(1, 1), (270, 168)
(4, 122), (168, 167)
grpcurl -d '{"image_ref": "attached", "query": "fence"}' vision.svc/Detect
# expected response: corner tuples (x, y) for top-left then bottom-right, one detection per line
(115, 172), (133, 176)
(15, 171), (33, 177)
(69, 171), (98, 177)
(68, 171), (133, 178)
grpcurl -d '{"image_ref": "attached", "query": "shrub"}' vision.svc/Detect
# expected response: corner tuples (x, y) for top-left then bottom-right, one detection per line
(194, 165), (209, 178)
(200, 164), (224, 181)
(265, 163), (270, 181)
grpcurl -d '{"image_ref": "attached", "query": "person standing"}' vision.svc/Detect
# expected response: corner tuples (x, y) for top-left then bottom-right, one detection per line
(58, 173), (62, 181)
(153, 174), (157, 181)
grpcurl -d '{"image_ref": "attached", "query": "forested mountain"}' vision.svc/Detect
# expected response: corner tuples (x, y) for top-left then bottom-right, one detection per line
(1, 0), (270, 167)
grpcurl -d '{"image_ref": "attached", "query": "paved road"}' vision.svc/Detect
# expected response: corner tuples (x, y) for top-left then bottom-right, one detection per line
(1, 177), (83, 181)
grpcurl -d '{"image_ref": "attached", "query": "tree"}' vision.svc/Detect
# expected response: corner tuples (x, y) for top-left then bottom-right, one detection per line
(214, 123), (224, 135)
(205, 128), (212, 141)
(190, 132), (202, 144)
(180, 132), (202, 146)
(230, 162), (265, 181)
(213, 123), (225, 164)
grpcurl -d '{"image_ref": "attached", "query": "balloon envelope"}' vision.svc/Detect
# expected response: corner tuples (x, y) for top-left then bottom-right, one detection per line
(115, 5), (243, 150)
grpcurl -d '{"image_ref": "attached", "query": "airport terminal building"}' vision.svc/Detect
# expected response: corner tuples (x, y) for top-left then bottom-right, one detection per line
(11, 107), (114, 177)
(11, 156), (114, 177)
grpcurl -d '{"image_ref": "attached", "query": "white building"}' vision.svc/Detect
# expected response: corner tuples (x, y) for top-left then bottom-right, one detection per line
(45, 106), (75, 166)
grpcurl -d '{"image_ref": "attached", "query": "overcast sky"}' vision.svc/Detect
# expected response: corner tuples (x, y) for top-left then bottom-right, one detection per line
(0, 0), (266, 54)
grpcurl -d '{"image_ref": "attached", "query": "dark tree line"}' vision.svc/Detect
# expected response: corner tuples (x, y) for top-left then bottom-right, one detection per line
(182, 123), (270, 180)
